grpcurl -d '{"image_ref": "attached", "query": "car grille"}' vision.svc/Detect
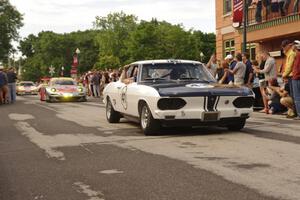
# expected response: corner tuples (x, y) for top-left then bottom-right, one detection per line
(233, 97), (255, 108)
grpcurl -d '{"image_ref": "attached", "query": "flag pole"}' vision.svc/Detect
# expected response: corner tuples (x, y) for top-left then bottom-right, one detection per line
(242, 0), (248, 53)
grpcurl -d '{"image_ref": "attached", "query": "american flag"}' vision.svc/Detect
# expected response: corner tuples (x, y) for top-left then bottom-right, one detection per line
(233, 0), (244, 24)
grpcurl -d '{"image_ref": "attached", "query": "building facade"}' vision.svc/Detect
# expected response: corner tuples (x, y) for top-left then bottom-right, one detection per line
(216, 0), (300, 70)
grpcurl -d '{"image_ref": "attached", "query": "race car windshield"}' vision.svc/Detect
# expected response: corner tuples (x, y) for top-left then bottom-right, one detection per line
(52, 80), (76, 86)
(141, 63), (216, 83)
(20, 83), (34, 87)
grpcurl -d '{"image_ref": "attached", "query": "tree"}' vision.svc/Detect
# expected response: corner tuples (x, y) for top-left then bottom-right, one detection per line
(94, 11), (138, 65)
(0, 0), (23, 62)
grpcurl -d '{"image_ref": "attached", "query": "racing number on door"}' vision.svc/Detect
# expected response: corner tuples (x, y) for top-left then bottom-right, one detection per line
(120, 86), (128, 110)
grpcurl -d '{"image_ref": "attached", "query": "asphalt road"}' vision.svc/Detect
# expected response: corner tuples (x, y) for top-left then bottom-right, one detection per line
(1, 95), (300, 200)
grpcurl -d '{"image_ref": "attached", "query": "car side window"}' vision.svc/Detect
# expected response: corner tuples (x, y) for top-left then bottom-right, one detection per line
(127, 65), (138, 82)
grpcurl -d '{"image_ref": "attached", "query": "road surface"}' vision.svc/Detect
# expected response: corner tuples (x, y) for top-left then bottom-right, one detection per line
(1, 95), (300, 200)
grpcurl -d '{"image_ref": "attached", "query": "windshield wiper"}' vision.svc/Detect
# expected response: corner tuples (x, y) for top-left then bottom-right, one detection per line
(178, 77), (200, 80)
(144, 77), (167, 81)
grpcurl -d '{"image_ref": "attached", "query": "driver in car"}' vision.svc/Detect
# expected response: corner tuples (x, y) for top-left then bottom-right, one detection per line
(120, 65), (138, 84)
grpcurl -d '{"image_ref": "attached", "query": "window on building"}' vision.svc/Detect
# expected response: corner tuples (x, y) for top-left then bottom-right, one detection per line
(224, 39), (235, 58)
(224, 0), (232, 15)
(242, 43), (256, 61)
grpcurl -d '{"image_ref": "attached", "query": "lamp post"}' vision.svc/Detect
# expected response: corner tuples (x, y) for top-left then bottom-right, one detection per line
(242, 0), (248, 53)
(200, 52), (204, 62)
(76, 48), (80, 71)
(71, 48), (80, 79)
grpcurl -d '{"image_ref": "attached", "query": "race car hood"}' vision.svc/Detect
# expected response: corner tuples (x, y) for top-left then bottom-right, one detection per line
(141, 82), (253, 97)
(49, 85), (78, 93)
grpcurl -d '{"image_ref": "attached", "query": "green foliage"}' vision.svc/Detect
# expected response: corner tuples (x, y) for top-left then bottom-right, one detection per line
(94, 11), (138, 65)
(94, 55), (120, 70)
(0, 0), (23, 62)
(20, 30), (99, 81)
(19, 12), (216, 81)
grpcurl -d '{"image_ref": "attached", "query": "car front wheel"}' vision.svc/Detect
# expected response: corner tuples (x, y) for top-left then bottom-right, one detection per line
(45, 93), (53, 103)
(227, 118), (246, 131)
(106, 99), (121, 123)
(140, 104), (160, 136)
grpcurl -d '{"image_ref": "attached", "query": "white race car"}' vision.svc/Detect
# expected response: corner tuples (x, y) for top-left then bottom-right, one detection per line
(103, 60), (254, 135)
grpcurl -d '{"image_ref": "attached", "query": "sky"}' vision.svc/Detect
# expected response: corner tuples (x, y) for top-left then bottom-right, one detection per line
(10, 0), (216, 39)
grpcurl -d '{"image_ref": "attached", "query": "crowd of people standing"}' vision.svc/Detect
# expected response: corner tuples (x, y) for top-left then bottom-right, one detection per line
(78, 69), (121, 98)
(206, 39), (300, 120)
(0, 65), (17, 106)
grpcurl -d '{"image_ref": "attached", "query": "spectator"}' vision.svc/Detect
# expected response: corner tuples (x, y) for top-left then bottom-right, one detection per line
(252, 0), (263, 22)
(7, 67), (18, 103)
(266, 79), (286, 114)
(269, 82), (296, 118)
(91, 72), (100, 98)
(292, 40), (300, 120)
(206, 53), (218, 78)
(0, 65), (9, 105)
(294, 0), (299, 13)
(282, 39), (296, 102)
(242, 52), (254, 88)
(225, 54), (237, 84)
(217, 61), (230, 84)
(226, 53), (246, 86)
(253, 51), (277, 113)
(253, 59), (269, 113)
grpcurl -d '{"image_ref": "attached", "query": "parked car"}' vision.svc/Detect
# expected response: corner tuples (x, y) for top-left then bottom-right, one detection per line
(40, 77), (87, 102)
(103, 59), (255, 135)
(16, 81), (38, 95)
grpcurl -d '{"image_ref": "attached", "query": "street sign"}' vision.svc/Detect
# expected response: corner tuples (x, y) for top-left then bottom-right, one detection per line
(49, 66), (55, 76)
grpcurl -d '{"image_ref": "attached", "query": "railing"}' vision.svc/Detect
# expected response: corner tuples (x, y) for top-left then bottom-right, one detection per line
(247, 0), (300, 28)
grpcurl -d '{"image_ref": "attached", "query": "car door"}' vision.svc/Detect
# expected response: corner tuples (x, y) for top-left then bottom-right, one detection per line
(115, 65), (136, 114)
(124, 65), (140, 117)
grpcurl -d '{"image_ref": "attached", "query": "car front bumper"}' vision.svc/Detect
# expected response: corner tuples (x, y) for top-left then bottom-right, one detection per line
(49, 93), (86, 101)
(17, 91), (38, 95)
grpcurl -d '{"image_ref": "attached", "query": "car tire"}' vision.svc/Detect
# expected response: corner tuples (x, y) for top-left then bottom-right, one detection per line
(227, 118), (246, 131)
(46, 93), (53, 103)
(81, 96), (87, 102)
(106, 98), (121, 123)
(140, 103), (160, 136)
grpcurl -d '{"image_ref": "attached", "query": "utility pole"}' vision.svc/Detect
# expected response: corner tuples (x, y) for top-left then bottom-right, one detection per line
(242, 0), (248, 53)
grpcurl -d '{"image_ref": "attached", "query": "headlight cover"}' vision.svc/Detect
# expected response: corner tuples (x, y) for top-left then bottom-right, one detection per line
(157, 98), (187, 110)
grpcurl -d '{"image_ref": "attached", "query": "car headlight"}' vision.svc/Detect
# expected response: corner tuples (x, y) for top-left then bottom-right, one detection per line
(78, 87), (84, 92)
(51, 88), (57, 92)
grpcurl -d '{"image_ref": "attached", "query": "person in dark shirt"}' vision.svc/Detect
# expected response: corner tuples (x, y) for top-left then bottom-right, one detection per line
(242, 52), (254, 88)
(0, 66), (9, 104)
(7, 67), (18, 103)
(225, 54), (237, 84)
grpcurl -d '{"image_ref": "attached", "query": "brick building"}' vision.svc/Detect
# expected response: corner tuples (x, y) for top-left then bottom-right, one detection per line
(216, 0), (300, 70)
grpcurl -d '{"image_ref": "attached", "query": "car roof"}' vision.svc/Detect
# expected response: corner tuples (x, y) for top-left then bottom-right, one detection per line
(131, 59), (202, 65)
(19, 81), (34, 83)
(50, 77), (74, 82)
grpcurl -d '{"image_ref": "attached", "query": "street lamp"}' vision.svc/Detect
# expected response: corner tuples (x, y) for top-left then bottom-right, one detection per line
(61, 66), (64, 77)
(200, 52), (204, 62)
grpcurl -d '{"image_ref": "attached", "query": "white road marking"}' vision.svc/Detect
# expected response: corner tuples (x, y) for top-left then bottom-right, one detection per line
(73, 182), (104, 200)
(15, 121), (66, 160)
(99, 169), (124, 174)
(9, 113), (35, 121)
